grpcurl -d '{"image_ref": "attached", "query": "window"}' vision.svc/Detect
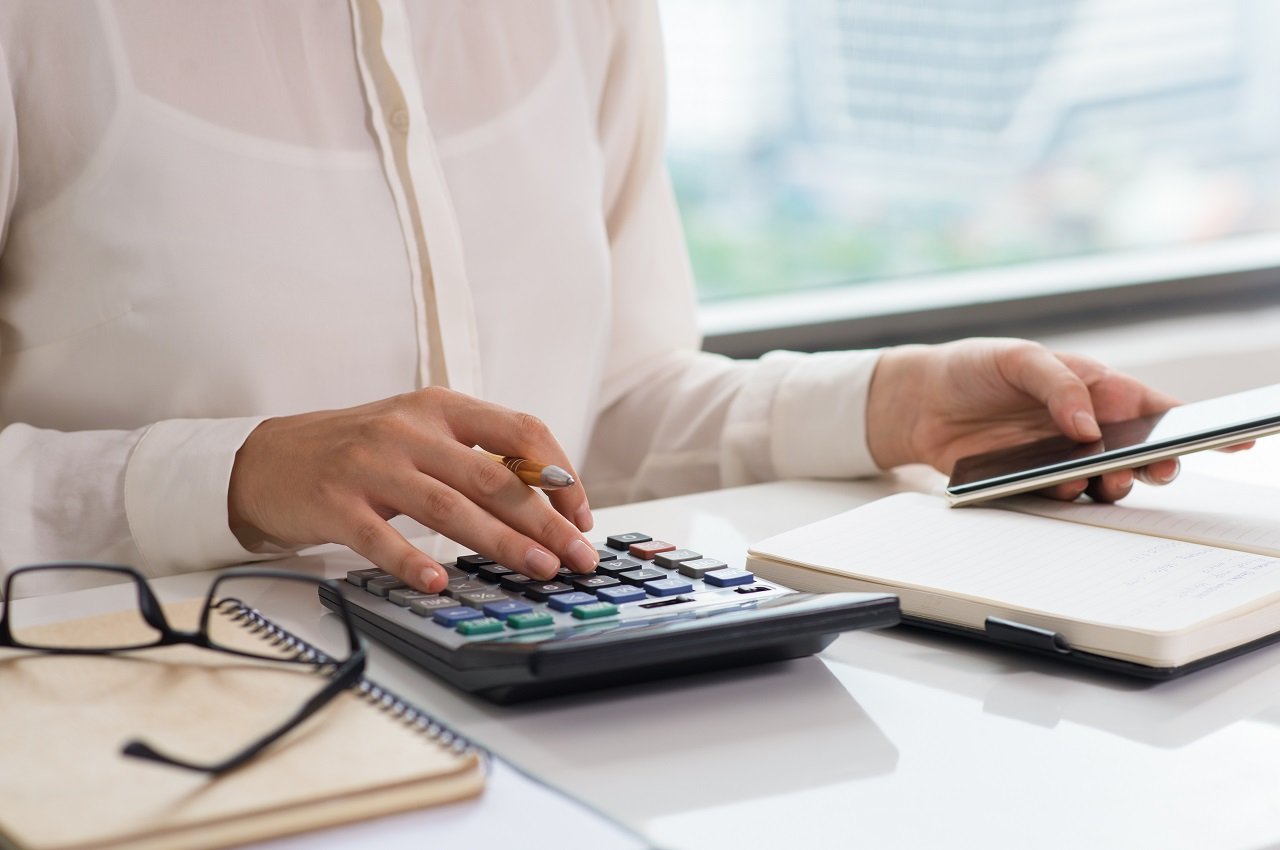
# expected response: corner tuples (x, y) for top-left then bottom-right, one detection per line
(661, 0), (1280, 348)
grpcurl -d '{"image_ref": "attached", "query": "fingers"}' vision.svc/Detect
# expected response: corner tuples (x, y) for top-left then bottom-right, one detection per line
(1135, 458), (1180, 486)
(1002, 344), (1102, 442)
(342, 507), (450, 593)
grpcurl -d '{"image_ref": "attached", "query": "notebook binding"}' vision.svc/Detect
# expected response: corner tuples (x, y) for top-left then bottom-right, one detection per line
(214, 598), (482, 758)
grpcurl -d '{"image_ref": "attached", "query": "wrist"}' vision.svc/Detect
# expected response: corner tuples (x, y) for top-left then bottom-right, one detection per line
(866, 345), (930, 469)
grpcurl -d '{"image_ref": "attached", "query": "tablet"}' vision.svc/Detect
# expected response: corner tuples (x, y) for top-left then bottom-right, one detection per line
(945, 382), (1280, 506)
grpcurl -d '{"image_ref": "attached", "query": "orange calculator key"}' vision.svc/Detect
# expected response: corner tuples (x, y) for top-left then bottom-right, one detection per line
(628, 539), (676, 560)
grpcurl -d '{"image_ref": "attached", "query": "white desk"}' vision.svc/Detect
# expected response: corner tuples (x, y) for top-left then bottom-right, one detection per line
(15, 451), (1280, 850)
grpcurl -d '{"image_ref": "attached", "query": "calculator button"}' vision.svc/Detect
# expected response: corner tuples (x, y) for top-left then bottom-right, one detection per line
(644, 578), (695, 597)
(596, 585), (646, 605)
(459, 589), (510, 609)
(523, 581), (574, 602)
(595, 548), (618, 562)
(456, 617), (505, 636)
(676, 558), (729, 579)
(345, 568), (386, 588)
(547, 592), (599, 612)
(571, 602), (619, 620)
(409, 596), (461, 617)
(442, 580), (489, 599)
(476, 563), (514, 582)
(507, 611), (555, 630)
(455, 554), (495, 573)
(618, 567), (666, 586)
(653, 549), (701, 569)
(441, 564), (469, 581)
(499, 573), (536, 592)
(596, 556), (644, 576)
(571, 575), (621, 593)
(704, 569), (755, 587)
(606, 532), (651, 550)
(433, 607), (484, 627)
(388, 588), (433, 607)
(629, 540), (676, 560)
(483, 599), (533, 620)
(365, 576), (407, 597)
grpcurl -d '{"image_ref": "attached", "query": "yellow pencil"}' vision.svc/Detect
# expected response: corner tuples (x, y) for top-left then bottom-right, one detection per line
(479, 450), (575, 490)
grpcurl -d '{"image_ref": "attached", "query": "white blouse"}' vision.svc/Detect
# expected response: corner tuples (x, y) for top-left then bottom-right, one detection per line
(0, 0), (881, 582)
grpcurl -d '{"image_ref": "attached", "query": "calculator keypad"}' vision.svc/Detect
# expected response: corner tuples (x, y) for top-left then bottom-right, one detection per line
(342, 531), (774, 644)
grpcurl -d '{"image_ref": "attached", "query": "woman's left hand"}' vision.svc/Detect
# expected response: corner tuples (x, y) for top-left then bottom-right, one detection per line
(866, 338), (1186, 503)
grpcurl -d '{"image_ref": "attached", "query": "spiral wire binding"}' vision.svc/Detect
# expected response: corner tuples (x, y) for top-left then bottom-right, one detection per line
(211, 597), (485, 763)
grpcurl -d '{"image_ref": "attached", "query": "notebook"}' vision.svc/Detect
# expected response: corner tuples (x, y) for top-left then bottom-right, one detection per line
(745, 478), (1280, 677)
(0, 598), (486, 850)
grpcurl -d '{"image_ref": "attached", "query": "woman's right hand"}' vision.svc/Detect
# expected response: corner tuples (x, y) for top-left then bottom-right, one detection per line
(227, 387), (597, 593)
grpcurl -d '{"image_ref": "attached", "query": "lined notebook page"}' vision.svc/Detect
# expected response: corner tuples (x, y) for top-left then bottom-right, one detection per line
(750, 492), (1280, 633)
(1000, 473), (1280, 557)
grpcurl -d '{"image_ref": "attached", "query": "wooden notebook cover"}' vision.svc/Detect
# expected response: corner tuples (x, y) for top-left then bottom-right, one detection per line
(0, 600), (485, 850)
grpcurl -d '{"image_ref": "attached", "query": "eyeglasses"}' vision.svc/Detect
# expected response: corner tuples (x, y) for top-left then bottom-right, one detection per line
(0, 564), (366, 776)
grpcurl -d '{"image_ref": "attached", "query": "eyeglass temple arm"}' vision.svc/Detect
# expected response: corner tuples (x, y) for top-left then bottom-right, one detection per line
(119, 646), (367, 776)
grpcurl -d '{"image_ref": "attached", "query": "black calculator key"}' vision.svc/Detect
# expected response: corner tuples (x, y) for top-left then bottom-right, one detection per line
(441, 564), (469, 581)
(409, 596), (461, 617)
(459, 588), (510, 609)
(571, 575), (621, 593)
(618, 567), (666, 586)
(476, 563), (514, 582)
(499, 573), (536, 592)
(442, 580), (489, 599)
(366, 576), (406, 597)
(606, 532), (651, 550)
(676, 558), (729, 579)
(456, 554), (495, 573)
(653, 549), (701, 569)
(523, 581), (574, 602)
(345, 568), (387, 588)
(595, 548), (617, 562)
(596, 556), (644, 576)
(644, 578), (694, 597)
(388, 588), (433, 607)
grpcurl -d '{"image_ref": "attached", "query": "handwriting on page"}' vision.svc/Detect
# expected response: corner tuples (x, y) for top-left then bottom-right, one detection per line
(754, 493), (1280, 631)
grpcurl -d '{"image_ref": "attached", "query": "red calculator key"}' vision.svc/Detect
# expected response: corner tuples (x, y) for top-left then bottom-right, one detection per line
(629, 540), (676, 560)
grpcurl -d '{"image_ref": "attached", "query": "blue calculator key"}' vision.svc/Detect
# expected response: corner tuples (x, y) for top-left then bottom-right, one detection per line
(704, 569), (755, 587)
(644, 578), (694, 597)
(596, 585), (646, 605)
(547, 592), (599, 612)
(433, 607), (485, 627)
(483, 599), (534, 620)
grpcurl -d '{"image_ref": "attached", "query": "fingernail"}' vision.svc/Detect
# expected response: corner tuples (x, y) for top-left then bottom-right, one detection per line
(567, 539), (598, 573)
(1073, 411), (1101, 441)
(418, 565), (444, 591)
(574, 504), (594, 532)
(1114, 469), (1134, 492)
(525, 547), (560, 580)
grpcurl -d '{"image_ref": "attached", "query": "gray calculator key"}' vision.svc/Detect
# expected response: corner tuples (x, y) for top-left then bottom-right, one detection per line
(408, 596), (461, 617)
(345, 568), (387, 588)
(458, 588), (510, 609)
(365, 575), (406, 597)
(676, 558), (729, 579)
(442, 579), (489, 598)
(389, 588), (433, 607)
(653, 549), (701, 569)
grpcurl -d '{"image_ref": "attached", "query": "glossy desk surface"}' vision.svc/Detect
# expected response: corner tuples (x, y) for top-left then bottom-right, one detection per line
(15, 447), (1280, 850)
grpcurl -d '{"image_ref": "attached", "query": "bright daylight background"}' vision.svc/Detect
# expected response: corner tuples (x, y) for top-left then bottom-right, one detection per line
(660, 0), (1280, 304)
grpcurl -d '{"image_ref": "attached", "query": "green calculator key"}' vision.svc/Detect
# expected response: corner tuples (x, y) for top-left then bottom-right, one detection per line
(456, 617), (505, 636)
(571, 602), (618, 620)
(507, 612), (554, 630)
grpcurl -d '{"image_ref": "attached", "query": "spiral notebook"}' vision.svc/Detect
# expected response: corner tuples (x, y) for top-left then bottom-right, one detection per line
(0, 599), (486, 850)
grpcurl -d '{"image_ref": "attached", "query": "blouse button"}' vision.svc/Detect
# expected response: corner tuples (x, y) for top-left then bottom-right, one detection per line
(389, 108), (410, 133)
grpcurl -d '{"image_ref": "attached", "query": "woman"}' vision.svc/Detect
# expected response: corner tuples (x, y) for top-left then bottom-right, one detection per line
(0, 1), (1177, 593)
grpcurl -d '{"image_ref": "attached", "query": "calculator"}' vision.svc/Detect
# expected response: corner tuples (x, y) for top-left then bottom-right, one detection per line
(318, 531), (899, 703)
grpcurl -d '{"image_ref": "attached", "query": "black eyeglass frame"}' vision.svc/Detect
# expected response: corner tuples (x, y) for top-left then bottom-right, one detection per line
(0, 564), (367, 776)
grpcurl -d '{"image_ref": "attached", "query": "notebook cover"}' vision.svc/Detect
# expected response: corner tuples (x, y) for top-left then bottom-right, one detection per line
(0, 599), (485, 850)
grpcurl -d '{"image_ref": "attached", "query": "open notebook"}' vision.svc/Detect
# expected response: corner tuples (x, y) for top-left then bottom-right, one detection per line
(746, 475), (1280, 676)
(0, 599), (485, 850)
